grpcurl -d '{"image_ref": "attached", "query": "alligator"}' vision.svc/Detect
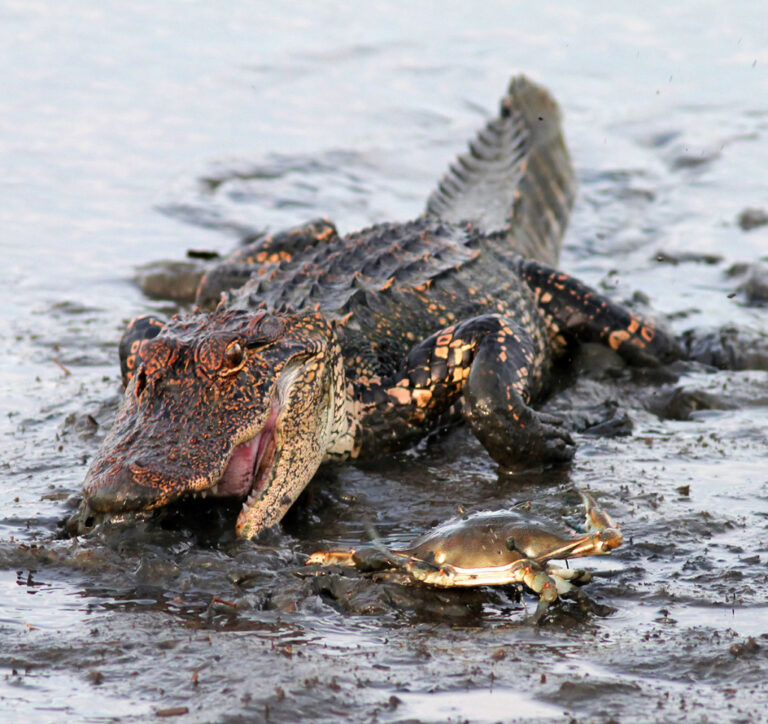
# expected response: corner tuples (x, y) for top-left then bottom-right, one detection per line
(80, 76), (681, 539)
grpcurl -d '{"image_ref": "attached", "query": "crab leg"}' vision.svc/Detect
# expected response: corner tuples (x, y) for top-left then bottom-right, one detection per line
(546, 565), (592, 585)
(306, 550), (357, 566)
(306, 546), (400, 573)
(515, 561), (559, 623)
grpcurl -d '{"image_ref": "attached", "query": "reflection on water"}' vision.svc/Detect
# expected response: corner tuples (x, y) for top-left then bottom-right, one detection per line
(1, 0), (768, 721)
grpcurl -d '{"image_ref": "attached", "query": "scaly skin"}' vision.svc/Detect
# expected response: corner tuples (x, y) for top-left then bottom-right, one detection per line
(80, 76), (681, 538)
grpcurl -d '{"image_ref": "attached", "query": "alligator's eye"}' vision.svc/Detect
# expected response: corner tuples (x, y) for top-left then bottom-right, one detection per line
(224, 340), (245, 368)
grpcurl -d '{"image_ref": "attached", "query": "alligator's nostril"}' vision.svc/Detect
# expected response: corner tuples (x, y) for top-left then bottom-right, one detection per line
(135, 369), (147, 398)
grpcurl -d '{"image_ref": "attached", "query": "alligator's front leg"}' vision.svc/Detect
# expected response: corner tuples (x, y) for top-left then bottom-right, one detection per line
(353, 314), (574, 467)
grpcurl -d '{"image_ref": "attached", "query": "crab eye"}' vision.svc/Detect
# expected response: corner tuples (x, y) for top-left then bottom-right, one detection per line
(224, 340), (245, 368)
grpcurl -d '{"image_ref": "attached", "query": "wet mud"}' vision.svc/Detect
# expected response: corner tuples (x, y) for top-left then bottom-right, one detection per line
(3, 2), (768, 722)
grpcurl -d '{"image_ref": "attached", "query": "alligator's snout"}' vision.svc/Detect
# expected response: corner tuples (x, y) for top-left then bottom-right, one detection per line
(84, 460), (168, 514)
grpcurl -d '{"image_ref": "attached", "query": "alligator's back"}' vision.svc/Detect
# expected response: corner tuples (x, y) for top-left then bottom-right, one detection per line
(197, 76), (575, 373)
(124, 77), (575, 386)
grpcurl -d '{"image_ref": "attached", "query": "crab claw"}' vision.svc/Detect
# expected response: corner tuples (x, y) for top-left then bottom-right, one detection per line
(577, 489), (622, 553)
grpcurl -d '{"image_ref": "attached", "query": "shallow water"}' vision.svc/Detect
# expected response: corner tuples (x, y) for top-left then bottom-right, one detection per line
(2, 1), (768, 722)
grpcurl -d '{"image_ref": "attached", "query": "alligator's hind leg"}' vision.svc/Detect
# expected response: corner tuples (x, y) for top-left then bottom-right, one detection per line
(515, 258), (682, 366)
(118, 315), (165, 388)
(354, 314), (574, 466)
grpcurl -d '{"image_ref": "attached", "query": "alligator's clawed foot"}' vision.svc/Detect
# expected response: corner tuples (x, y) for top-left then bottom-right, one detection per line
(471, 404), (576, 469)
(534, 412), (576, 463)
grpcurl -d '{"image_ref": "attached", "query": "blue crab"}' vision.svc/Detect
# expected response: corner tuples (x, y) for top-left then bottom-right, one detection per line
(306, 491), (622, 622)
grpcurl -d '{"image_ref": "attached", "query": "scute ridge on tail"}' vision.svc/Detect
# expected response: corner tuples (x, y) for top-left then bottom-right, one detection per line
(425, 75), (575, 266)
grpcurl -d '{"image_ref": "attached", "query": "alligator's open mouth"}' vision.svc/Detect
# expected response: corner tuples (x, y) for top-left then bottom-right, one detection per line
(207, 400), (280, 505)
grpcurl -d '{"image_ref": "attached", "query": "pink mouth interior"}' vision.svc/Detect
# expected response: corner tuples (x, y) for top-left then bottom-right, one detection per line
(214, 403), (279, 498)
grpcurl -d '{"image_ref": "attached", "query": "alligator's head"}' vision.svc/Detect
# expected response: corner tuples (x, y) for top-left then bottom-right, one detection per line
(82, 306), (345, 538)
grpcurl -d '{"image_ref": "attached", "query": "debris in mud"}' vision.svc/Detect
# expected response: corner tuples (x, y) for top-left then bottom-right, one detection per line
(644, 385), (735, 421)
(653, 250), (723, 266)
(737, 263), (768, 305)
(156, 707), (189, 717)
(681, 325), (768, 370)
(52, 358), (72, 376)
(736, 207), (768, 231)
(186, 248), (221, 260)
(566, 400), (633, 437)
(134, 259), (208, 302)
(726, 260), (768, 305)
(61, 411), (99, 439)
(572, 342), (628, 380)
(729, 636), (761, 657)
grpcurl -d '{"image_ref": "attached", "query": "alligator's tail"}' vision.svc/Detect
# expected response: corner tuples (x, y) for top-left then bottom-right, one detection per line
(424, 75), (575, 266)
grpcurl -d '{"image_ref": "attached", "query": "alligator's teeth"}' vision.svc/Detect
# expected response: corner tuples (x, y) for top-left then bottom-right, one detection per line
(211, 484), (219, 495)
(200, 490), (208, 499)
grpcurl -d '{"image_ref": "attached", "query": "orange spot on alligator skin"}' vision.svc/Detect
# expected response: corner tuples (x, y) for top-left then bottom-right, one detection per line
(388, 387), (412, 405)
(608, 330), (631, 350)
(641, 326), (655, 342)
(627, 319), (640, 334)
(436, 334), (453, 347)
(380, 277), (395, 291)
(433, 346), (449, 359)
(412, 389), (432, 408)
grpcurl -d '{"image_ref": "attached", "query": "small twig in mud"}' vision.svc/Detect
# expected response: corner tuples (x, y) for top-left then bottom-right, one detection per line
(211, 596), (238, 609)
(191, 664), (206, 687)
(156, 707), (189, 717)
(52, 358), (71, 376)
(204, 595), (240, 623)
